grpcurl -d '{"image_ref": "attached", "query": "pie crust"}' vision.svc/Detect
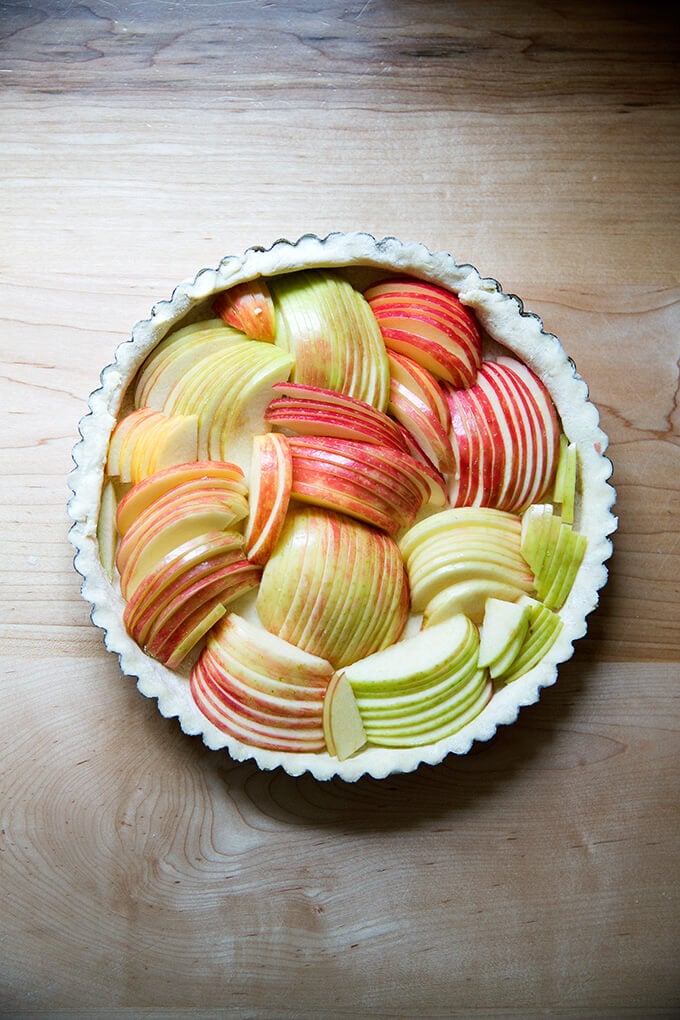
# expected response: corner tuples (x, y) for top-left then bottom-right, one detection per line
(68, 232), (617, 781)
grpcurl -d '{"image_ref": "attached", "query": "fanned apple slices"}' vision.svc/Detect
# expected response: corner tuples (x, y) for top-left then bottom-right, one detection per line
(99, 266), (591, 759)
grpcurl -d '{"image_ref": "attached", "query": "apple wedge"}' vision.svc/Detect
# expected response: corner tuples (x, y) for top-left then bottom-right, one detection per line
(269, 270), (390, 411)
(257, 506), (409, 668)
(477, 597), (532, 678)
(322, 672), (367, 760)
(244, 433), (293, 565)
(116, 461), (247, 536)
(213, 278), (276, 342)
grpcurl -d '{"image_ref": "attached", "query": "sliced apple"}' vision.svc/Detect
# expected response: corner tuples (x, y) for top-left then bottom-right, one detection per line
(388, 351), (450, 430)
(478, 597), (532, 678)
(213, 278), (276, 342)
(270, 270), (390, 411)
(244, 433), (293, 565)
(364, 277), (482, 388)
(388, 377), (456, 474)
(97, 479), (118, 580)
(342, 614), (492, 747)
(265, 382), (408, 451)
(116, 460), (247, 537)
(189, 614), (332, 753)
(322, 672), (367, 760)
(134, 320), (245, 410)
(521, 504), (587, 610)
(553, 433), (578, 525)
(498, 596), (564, 684)
(256, 507), (409, 668)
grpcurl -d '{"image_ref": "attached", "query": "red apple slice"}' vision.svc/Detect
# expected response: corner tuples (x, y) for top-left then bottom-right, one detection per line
(213, 279), (276, 342)
(116, 461), (246, 536)
(244, 432), (293, 565)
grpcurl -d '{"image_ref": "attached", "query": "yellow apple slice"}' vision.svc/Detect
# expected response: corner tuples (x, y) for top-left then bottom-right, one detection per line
(323, 672), (367, 760)
(116, 460), (246, 536)
(97, 479), (118, 581)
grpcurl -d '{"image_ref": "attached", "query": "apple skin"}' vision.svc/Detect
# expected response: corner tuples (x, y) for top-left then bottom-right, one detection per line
(116, 460), (247, 536)
(213, 279), (277, 342)
(445, 358), (560, 514)
(256, 506), (409, 668)
(244, 433), (293, 565)
(341, 614), (493, 747)
(364, 277), (482, 389)
(269, 270), (391, 412)
(265, 382), (409, 452)
(189, 613), (332, 753)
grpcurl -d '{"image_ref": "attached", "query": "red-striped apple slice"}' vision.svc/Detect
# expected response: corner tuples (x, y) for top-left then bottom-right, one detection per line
(388, 377), (455, 474)
(213, 279), (276, 342)
(388, 351), (450, 431)
(244, 433), (292, 565)
(116, 461), (246, 536)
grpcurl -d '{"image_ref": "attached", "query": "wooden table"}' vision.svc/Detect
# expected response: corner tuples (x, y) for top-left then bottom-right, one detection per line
(2, 1), (678, 1015)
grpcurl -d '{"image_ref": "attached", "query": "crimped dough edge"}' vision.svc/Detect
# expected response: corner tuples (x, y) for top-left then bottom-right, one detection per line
(68, 232), (617, 782)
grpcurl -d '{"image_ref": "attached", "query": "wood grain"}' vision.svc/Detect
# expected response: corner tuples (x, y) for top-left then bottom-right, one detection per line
(1, 1), (678, 1014)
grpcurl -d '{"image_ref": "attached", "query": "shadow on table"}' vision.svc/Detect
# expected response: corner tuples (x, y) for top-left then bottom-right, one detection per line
(203, 645), (600, 834)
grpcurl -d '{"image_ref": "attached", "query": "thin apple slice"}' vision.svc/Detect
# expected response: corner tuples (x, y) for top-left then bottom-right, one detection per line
(244, 433), (293, 565)
(257, 507), (409, 668)
(553, 433), (578, 525)
(270, 270), (390, 411)
(116, 461), (246, 536)
(499, 597), (564, 684)
(123, 531), (245, 644)
(323, 672), (367, 760)
(135, 322), (245, 410)
(97, 479), (118, 580)
(341, 615), (492, 748)
(191, 658), (326, 752)
(107, 408), (158, 479)
(213, 279), (276, 342)
(422, 579), (533, 627)
(478, 597), (532, 678)
(144, 560), (262, 667)
(388, 351), (450, 430)
(117, 488), (249, 599)
(388, 378), (456, 474)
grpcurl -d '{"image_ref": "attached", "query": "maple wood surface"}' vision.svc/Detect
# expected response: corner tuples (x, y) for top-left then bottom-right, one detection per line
(1, 1), (678, 1016)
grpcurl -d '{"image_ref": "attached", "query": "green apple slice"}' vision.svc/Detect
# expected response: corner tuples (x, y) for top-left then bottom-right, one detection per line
(499, 597), (564, 684)
(477, 597), (532, 678)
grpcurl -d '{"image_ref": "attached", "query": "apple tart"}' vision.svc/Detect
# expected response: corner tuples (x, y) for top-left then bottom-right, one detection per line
(68, 233), (616, 781)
